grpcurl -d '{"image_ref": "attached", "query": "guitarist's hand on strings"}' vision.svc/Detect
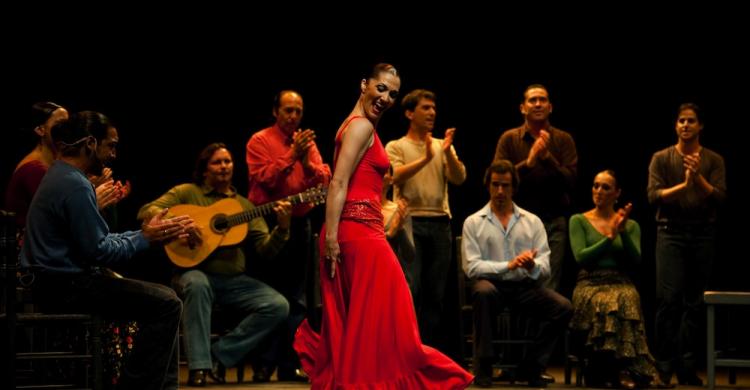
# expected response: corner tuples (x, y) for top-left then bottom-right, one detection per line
(183, 221), (203, 249)
(273, 200), (293, 230)
(142, 208), (193, 243)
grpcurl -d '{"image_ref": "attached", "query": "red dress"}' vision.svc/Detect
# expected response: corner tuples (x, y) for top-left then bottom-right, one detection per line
(294, 117), (473, 389)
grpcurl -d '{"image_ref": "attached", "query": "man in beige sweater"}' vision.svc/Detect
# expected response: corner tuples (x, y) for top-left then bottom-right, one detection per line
(385, 89), (466, 347)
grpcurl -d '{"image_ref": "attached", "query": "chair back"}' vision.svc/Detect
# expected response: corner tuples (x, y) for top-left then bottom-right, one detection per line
(1, 210), (18, 390)
(1, 209), (103, 389)
(456, 236), (468, 309)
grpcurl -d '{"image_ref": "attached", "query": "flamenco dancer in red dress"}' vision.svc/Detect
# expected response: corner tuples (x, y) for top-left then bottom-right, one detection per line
(294, 63), (473, 389)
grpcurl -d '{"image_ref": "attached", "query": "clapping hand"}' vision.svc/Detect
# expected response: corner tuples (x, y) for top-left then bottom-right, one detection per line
(683, 152), (700, 186)
(608, 202), (633, 239)
(142, 208), (194, 243)
(526, 130), (550, 167)
(423, 132), (435, 162)
(509, 249), (538, 271)
(442, 128), (456, 152)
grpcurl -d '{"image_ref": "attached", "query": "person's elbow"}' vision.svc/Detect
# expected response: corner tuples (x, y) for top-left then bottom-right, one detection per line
(391, 172), (408, 186)
(449, 173), (467, 185)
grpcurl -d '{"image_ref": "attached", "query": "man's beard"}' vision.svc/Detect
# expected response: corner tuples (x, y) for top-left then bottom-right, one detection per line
(88, 150), (106, 176)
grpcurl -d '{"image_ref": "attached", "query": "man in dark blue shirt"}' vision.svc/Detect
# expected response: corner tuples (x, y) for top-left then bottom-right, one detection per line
(21, 111), (193, 390)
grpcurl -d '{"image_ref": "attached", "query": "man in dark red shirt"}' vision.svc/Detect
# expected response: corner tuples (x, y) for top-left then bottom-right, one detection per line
(245, 90), (330, 382)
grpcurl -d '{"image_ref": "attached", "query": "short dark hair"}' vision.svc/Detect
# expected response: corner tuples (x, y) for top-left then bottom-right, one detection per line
(51, 111), (112, 157)
(76, 111), (114, 144)
(401, 89), (436, 112)
(678, 102), (703, 124)
(273, 90), (301, 111)
(193, 142), (228, 184)
(522, 84), (549, 102)
(484, 159), (519, 189)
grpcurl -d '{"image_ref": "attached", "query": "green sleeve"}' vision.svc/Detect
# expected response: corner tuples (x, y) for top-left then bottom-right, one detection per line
(569, 214), (612, 267)
(619, 219), (641, 264)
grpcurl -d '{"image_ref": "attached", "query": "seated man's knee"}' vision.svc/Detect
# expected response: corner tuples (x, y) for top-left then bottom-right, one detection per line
(143, 280), (183, 316)
(163, 287), (183, 315)
(270, 294), (290, 322)
(472, 279), (497, 300)
(179, 271), (212, 297)
(553, 293), (573, 322)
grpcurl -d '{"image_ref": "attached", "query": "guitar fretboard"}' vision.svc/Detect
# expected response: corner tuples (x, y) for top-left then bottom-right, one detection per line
(225, 192), (309, 227)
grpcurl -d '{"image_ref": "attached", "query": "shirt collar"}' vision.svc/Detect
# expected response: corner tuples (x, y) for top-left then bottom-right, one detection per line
(272, 124), (293, 142)
(199, 182), (238, 197)
(521, 124), (553, 141)
(478, 202), (522, 223)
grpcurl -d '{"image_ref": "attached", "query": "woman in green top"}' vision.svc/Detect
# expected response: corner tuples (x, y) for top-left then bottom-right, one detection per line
(569, 170), (666, 389)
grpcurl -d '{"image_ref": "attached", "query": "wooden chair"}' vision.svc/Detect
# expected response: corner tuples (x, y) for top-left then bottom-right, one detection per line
(1, 209), (104, 390)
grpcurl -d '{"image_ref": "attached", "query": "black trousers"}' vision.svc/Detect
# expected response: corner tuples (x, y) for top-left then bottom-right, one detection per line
(254, 216), (312, 375)
(654, 224), (714, 377)
(471, 278), (572, 374)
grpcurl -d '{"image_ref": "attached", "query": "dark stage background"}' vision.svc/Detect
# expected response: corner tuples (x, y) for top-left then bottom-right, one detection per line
(3, 26), (748, 363)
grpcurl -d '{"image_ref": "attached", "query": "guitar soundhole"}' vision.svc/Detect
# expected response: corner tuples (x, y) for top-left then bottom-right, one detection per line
(211, 214), (229, 234)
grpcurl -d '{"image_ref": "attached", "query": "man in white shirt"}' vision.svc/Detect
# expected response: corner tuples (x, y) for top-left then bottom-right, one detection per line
(462, 160), (572, 388)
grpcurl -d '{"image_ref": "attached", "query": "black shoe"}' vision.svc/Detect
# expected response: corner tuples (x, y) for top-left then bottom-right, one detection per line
(474, 375), (493, 388)
(208, 359), (226, 384)
(476, 358), (494, 387)
(677, 373), (703, 386)
(515, 367), (550, 388)
(525, 374), (549, 388)
(494, 369), (514, 382)
(278, 368), (310, 382)
(626, 368), (653, 387)
(187, 370), (207, 387)
(657, 370), (673, 387)
(252, 365), (272, 383)
(652, 378), (675, 389)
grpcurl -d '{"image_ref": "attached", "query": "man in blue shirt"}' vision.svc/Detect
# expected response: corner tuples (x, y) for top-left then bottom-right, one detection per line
(462, 160), (572, 388)
(21, 111), (192, 390)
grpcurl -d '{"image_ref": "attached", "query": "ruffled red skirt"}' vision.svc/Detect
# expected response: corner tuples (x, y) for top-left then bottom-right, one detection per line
(294, 220), (473, 389)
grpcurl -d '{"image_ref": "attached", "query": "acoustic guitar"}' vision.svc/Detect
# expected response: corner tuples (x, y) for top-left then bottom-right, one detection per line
(165, 185), (327, 268)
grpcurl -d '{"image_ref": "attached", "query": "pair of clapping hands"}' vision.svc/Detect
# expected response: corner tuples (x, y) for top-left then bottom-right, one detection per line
(90, 168), (131, 210)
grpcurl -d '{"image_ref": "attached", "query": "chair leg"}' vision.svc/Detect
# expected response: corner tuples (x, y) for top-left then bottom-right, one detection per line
(576, 358), (585, 387)
(564, 329), (572, 385)
(92, 316), (103, 390)
(707, 303), (715, 390)
(237, 359), (244, 383)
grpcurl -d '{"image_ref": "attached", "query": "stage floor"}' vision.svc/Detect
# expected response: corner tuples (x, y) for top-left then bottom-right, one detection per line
(178, 365), (748, 389)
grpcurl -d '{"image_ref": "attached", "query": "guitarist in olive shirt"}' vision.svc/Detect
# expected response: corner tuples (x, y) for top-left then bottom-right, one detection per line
(137, 143), (293, 387)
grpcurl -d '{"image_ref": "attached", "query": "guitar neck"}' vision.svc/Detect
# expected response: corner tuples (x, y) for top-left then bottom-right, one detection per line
(225, 193), (305, 227)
